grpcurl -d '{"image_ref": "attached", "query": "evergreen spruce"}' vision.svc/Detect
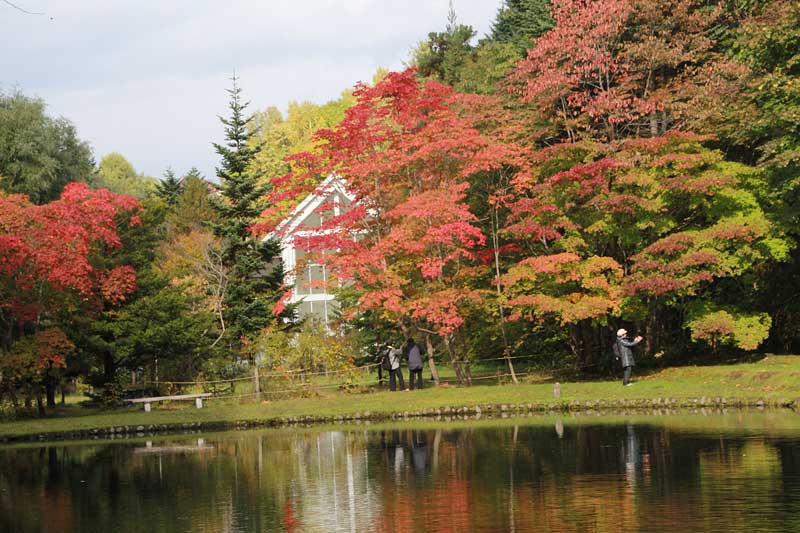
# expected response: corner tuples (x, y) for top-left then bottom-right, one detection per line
(184, 166), (203, 181)
(169, 168), (218, 233)
(155, 167), (183, 206)
(211, 76), (286, 348)
(490, 0), (554, 54)
(413, 0), (477, 86)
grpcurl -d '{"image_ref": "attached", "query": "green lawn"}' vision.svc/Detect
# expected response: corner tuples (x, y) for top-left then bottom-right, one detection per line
(2, 355), (799, 439)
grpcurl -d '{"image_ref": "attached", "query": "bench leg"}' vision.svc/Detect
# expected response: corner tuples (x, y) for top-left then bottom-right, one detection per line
(144, 402), (151, 412)
(196, 398), (203, 409)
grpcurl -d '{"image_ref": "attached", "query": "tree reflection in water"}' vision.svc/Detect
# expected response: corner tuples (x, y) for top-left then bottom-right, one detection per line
(2, 412), (800, 532)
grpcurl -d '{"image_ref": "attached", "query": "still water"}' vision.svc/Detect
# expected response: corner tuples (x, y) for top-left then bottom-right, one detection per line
(2, 411), (800, 532)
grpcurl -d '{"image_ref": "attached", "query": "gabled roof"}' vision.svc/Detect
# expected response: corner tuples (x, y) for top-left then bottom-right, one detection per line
(270, 173), (354, 241)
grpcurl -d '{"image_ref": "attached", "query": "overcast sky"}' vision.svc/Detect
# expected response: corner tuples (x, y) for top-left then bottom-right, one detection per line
(2, 0), (503, 181)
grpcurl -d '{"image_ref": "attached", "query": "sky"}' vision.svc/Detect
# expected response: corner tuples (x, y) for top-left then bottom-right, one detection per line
(1, 0), (503, 181)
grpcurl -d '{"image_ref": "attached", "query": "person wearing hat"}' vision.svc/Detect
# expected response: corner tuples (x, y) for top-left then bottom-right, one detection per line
(616, 328), (643, 386)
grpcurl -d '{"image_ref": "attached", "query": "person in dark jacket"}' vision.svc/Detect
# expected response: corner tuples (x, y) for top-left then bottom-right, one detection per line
(405, 338), (424, 390)
(616, 328), (642, 386)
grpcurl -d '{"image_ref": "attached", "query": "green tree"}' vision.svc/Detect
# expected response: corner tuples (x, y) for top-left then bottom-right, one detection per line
(452, 41), (520, 95)
(411, 2), (477, 87)
(155, 167), (183, 206)
(107, 274), (219, 384)
(66, 196), (165, 391)
(409, 3), (522, 95)
(95, 152), (156, 198)
(490, 0), (554, 54)
(0, 90), (94, 204)
(168, 168), (218, 234)
(249, 92), (355, 182)
(724, 1), (800, 352)
(501, 134), (788, 364)
(685, 302), (771, 354)
(65, 197), (220, 401)
(74, 272), (220, 401)
(211, 77), (287, 348)
(679, 1), (799, 353)
(254, 320), (358, 383)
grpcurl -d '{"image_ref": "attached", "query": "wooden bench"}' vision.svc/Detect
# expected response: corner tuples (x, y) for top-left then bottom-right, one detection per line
(127, 393), (212, 412)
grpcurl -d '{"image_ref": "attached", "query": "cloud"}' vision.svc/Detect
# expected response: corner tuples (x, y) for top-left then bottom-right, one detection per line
(1, 0), (502, 179)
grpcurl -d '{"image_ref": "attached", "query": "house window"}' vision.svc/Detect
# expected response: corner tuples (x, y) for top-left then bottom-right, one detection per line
(304, 211), (322, 228)
(299, 300), (313, 318)
(309, 263), (325, 295)
(294, 248), (310, 295)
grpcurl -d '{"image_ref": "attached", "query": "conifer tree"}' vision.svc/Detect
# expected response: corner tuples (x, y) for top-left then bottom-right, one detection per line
(490, 0), (553, 53)
(168, 168), (218, 234)
(413, 1), (477, 86)
(184, 166), (203, 181)
(210, 76), (286, 348)
(155, 167), (183, 206)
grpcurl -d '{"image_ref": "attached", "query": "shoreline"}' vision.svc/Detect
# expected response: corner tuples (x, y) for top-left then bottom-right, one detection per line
(2, 395), (797, 444)
(4, 355), (800, 444)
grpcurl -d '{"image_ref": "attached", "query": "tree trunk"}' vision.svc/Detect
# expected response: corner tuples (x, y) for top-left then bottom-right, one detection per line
(645, 312), (655, 356)
(569, 320), (601, 371)
(103, 351), (115, 385)
(8, 386), (19, 409)
(36, 392), (45, 416)
(444, 336), (468, 385)
(46, 379), (56, 408)
(584, 322), (601, 371)
(424, 335), (440, 385)
(490, 206), (518, 384)
(442, 339), (464, 384)
(504, 348), (518, 384)
(0, 319), (13, 354)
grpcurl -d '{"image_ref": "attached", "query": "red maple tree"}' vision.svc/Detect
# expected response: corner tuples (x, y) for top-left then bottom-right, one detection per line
(509, 0), (724, 142)
(0, 182), (141, 358)
(265, 70), (518, 382)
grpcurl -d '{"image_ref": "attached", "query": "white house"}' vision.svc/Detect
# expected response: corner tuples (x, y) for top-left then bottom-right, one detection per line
(270, 174), (354, 327)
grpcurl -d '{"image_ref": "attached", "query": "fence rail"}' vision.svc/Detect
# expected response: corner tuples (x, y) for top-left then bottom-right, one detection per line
(135, 357), (548, 403)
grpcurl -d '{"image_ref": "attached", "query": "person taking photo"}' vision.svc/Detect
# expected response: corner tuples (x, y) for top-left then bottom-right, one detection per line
(615, 329), (643, 386)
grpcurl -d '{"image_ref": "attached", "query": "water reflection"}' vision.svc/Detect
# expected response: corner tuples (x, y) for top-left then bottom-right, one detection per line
(2, 413), (800, 532)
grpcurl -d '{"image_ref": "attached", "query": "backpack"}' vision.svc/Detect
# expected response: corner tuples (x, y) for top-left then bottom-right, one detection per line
(611, 341), (622, 364)
(381, 350), (393, 371)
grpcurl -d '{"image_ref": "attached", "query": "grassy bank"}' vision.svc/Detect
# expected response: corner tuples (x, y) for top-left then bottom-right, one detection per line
(2, 355), (799, 440)
(5, 409), (800, 451)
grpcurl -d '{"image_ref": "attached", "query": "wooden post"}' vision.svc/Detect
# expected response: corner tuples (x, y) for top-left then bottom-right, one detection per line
(553, 382), (561, 399)
(195, 397), (203, 409)
(144, 402), (151, 412)
(253, 361), (261, 399)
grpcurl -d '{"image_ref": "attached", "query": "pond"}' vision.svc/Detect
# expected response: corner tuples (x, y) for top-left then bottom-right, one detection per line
(2, 411), (800, 532)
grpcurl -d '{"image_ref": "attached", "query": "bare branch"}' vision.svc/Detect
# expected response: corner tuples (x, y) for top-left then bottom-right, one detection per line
(1, 0), (45, 15)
